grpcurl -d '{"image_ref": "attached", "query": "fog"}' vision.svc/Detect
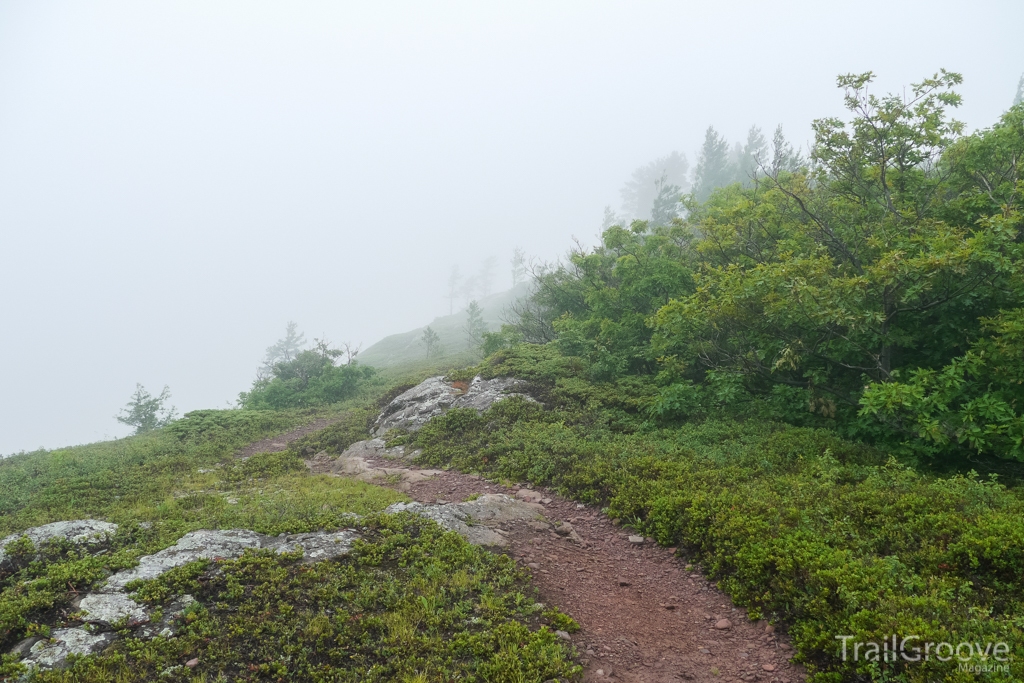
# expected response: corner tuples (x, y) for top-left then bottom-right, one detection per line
(1, 1), (1021, 454)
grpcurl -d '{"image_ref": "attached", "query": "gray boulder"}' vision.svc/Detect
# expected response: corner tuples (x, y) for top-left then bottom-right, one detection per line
(373, 375), (535, 435)
(78, 593), (148, 628)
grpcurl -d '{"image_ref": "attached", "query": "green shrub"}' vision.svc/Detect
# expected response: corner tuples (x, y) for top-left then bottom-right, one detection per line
(413, 347), (1024, 681)
(23, 515), (579, 683)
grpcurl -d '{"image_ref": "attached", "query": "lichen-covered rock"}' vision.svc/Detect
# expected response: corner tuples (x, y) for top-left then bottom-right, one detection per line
(373, 376), (535, 435)
(24, 628), (115, 670)
(0, 520), (118, 565)
(264, 530), (359, 562)
(102, 529), (263, 592)
(78, 593), (148, 628)
(386, 494), (544, 547)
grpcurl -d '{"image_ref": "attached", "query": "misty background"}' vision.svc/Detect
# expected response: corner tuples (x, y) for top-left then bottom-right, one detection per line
(1, 1), (1021, 454)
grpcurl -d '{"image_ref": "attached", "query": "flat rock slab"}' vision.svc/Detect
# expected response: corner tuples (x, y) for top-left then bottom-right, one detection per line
(373, 375), (535, 435)
(0, 520), (118, 565)
(386, 494), (544, 547)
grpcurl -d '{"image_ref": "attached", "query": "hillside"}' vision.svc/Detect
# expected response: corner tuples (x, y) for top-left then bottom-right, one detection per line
(357, 283), (530, 370)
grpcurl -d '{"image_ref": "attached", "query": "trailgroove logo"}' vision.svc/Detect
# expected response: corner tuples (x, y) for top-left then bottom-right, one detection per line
(835, 635), (1010, 672)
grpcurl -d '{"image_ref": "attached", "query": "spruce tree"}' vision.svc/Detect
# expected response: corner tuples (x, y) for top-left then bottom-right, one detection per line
(692, 127), (733, 202)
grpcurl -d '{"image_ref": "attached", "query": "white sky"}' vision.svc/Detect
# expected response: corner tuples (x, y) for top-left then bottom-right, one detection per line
(1, 1), (1022, 453)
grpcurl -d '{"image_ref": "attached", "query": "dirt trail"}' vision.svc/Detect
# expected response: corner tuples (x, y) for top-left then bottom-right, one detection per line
(234, 417), (342, 460)
(241, 427), (805, 682)
(351, 450), (807, 683)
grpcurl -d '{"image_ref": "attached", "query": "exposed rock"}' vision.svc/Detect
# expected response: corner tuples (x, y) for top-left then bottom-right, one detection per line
(373, 375), (535, 435)
(0, 520), (118, 565)
(555, 630), (571, 641)
(515, 488), (544, 503)
(79, 593), (148, 628)
(386, 494), (544, 547)
(25, 628), (115, 670)
(714, 619), (733, 630)
(327, 442), (442, 492)
(337, 438), (420, 462)
(264, 530), (359, 562)
(628, 535), (645, 544)
(8, 636), (43, 659)
(102, 529), (263, 592)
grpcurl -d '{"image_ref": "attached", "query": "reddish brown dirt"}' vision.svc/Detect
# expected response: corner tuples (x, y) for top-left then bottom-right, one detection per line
(353, 452), (807, 683)
(234, 417), (342, 460)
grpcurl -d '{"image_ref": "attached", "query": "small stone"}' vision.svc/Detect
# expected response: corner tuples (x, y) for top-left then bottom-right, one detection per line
(595, 669), (604, 677)
(540, 498), (552, 505)
(762, 663), (776, 672)
(764, 624), (775, 634)
(515, 488), (544, 503)
(779, 642), (790, 650)
(527, 563), (540, 569)
(554, 630), (571, 641)
(714, 619), (732, 630)
(611, 518), (621, 526)
(660, 604), (676, 610)
(698, 647), (711, 654)
(186, 657), (199, 667)
(554, 522), (574, 537)
(617, 579), (631, 586)
(226, 498), (239, 505)
(586, 649), (595, 655)
(628, 535), (644, 544)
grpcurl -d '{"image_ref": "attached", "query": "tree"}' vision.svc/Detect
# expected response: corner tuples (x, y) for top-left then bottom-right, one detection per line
(649, 174), (682, 227)
(734, 126), (768, 185)
(117, 384), (177, 435)
(653, 71), (1024, 435)
(769, 124), (804, 175)
(240, 340), (374, 409)
(445, 266), (461, 315)
(464, 301), (488, 350)
(510, 248), (528, 286)
(421, 326), (440, 358)
(692, 127), (733, 202)
(1015, 73), (1023, 107)
(260, 322), (306, 378)
(620, 152), (689, 220)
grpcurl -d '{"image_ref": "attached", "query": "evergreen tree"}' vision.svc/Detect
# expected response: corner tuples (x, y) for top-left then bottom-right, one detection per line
(770, 125), (804, 175)
(620, 152), (689, 220)
(735, 126), (768, 185)
(600, 206), (623, 230)
(421, 326), (441, 358)
(260, 322), (306, 378)
(1015, 73), (1023, 106)
(464, 301), (488, 350)
(692, 127), (733, 202)
(510, 248), (527, 287)
(650, 174), (682, 227)
(116, 384), (177, 435)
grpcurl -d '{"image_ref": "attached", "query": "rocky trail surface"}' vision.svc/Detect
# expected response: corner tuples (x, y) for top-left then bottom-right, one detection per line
(305, 376), (808, 683)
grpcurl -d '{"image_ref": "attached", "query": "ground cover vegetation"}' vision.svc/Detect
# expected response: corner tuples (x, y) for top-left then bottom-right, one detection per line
(0, 388), (578, 681)
(416, 73), (1024, 681)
